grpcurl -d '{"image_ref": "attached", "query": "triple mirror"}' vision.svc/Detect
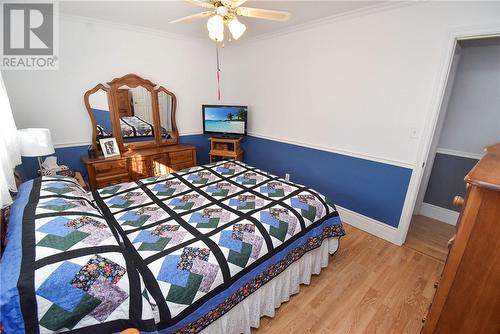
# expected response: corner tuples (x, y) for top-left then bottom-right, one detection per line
(84, 74), (178, 153)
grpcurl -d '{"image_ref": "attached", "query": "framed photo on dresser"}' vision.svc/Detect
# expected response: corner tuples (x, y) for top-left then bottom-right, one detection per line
(99, 137), (120, 158)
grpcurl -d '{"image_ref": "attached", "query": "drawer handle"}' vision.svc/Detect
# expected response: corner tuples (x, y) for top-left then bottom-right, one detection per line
(453, 196), (464, 208)
(448, 234), (456, 249)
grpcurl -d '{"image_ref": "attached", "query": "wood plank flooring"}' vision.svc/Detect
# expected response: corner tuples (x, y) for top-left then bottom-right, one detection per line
(253, 224), (444, 334)
(404, 215), (455, 262)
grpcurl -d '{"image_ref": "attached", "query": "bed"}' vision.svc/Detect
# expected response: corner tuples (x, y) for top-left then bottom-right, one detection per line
(0, 160), (345, 333)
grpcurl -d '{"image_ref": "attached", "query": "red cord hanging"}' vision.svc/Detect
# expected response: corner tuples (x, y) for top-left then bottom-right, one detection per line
(215, 42), (221, 101)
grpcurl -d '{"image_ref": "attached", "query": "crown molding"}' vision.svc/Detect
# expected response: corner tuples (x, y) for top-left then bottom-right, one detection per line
(59, 12), (209, 43)
(243, 1), (423, 44)
(59, 2), (423, 46)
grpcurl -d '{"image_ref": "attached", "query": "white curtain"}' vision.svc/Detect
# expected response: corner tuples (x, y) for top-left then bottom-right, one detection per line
(0, 72), (21, 208)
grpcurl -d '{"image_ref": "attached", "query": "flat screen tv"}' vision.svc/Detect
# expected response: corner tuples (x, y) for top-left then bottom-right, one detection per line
(202, 105), (247, 137)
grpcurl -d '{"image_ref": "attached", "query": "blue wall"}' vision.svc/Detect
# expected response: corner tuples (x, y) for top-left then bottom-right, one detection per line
(18, 145), (91, 181)
(424, 153), (478, 212)
(240, 136), (412, 228)
(19, 134), (412, 228)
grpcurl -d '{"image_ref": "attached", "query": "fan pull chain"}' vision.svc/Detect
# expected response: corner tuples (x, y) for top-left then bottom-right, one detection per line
(216, 41), (221, 101)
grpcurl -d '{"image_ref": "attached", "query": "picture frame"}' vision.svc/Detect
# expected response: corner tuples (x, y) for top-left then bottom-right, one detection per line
(99, 137), (120, 158)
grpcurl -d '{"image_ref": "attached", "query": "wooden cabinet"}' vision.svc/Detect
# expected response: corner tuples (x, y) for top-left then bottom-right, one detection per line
(422, 143), (500, 334)
(151, 153), (169, 176)
(208, 137), (243, 163)
(82, 145), (197, 190)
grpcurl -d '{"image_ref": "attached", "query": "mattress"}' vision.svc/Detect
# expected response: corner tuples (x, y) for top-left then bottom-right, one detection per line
(0, 160), (345, 333)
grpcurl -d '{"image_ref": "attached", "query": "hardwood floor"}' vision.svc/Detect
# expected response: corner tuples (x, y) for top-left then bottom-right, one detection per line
(253, 224), (444, 334)
(404, 215), (456, 262)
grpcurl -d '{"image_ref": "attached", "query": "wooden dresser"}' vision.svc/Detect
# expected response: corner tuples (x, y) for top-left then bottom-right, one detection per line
(82, 145), (197, 191)
(422, 143), (500, 334)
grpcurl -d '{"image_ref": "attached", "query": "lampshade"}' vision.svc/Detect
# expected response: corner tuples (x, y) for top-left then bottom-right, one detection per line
(18, 128), (55, 157)
(207, 15), (224, 42)
(228, 18), (246, 40)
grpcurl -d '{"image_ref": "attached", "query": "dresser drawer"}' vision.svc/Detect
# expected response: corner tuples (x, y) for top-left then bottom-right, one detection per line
(169, 161), (196, 173)
(95, 174), (130, 189)
(93, 160), (128, 177)
(169, 150), (194, 164)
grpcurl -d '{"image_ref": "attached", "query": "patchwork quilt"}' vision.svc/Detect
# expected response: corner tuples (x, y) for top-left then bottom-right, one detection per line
(0, 160), (345, 333)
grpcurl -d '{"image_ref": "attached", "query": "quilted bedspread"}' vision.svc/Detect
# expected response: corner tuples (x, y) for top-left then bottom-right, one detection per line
(0, 160), (345, 333)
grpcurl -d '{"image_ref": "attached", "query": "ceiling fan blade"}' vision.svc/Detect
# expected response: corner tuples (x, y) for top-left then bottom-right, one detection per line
(170, 11), (213, 24)
(221, 0), (248, 8)
(236, 7), (291, 22)
(184, 0), (215, 9)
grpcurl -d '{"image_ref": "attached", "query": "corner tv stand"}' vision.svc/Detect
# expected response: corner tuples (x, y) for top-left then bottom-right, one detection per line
(208, 137), (243, 163)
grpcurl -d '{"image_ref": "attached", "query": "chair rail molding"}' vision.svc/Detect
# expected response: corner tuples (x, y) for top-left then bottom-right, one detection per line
(247, 131), (415, 169)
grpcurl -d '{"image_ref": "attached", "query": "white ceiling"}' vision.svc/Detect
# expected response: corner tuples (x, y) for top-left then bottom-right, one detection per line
(60, 1), (385, 40)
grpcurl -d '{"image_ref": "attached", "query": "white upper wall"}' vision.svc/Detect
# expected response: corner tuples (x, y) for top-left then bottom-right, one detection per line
(222, 1), (500, 167)
(3, 1), (500, 160)
(2, 17), (223, 147)
(438, 39), (500, 156)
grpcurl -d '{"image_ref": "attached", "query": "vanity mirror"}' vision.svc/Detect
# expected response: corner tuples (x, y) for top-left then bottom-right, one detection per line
(115, 84), (156, 146)
(85, 73), (180, 152)
(82, 73), (196, 191)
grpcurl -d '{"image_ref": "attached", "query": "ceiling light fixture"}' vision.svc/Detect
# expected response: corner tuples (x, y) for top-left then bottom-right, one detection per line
(228, 17), (246, 40)
(171, 0), (291, 43)
(206, 14), (224, 41)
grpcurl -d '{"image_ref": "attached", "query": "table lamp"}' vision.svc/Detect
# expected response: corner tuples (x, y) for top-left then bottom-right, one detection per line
(18, 128), (55, 172)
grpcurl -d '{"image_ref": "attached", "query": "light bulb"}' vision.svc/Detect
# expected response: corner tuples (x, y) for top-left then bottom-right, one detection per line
(207, 15), (224, 41)
(209, 30), (224, 42)
(228, 17), (246, 40)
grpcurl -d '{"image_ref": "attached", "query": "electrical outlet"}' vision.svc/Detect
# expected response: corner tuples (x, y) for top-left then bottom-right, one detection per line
(285, 173), (290, 181)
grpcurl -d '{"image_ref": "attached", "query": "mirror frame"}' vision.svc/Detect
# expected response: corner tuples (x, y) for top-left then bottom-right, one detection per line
(84, 83), (113, 151)
(108, 73), (160, 152)
(155, 86), (179, 145)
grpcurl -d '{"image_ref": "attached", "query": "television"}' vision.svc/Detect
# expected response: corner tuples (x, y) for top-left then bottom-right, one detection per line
(202, 105), (247, 137)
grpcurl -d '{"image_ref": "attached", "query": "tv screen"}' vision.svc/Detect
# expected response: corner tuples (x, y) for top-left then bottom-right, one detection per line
(203, 105), (247, 136)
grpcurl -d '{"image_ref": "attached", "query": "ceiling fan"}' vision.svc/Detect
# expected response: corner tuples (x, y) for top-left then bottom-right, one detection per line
(170, 0), (291, 41)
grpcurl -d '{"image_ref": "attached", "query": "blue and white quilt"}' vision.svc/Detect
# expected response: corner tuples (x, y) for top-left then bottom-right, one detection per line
(0, 161), (345, 333)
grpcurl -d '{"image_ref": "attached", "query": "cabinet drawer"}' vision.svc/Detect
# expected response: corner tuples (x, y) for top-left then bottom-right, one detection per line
(95, 174), (130, 189)
(94, 160), (128, 177)
(169, 150), (194, 164)
(169, 161), (195, 173)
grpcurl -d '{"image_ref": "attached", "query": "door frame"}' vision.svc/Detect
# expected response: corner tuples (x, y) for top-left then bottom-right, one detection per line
(395, 24), (500, 246)
(413, 44), (462, 215)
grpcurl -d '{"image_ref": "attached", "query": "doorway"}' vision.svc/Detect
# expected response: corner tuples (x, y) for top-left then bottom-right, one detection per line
(404, 36), (500, 261)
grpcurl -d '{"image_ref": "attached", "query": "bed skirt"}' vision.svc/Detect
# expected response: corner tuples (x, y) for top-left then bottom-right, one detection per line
(200, 237), (340, 334)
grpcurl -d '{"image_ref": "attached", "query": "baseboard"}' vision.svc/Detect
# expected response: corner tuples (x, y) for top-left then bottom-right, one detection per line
(336, 205), (400, 245)
(419, 202), (459, 226)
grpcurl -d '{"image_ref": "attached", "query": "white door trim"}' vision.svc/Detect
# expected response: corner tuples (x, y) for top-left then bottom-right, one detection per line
(395, 24), (500, 246)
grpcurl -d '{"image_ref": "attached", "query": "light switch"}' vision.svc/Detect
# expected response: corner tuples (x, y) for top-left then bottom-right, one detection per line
(410, 127), (419, 139)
